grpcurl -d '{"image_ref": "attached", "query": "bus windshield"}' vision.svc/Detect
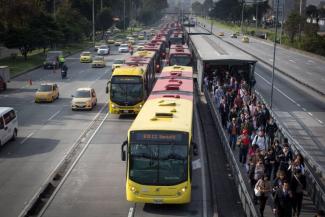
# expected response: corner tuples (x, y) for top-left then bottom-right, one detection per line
(129, 131), (188, 185)
(110, 76), (143, 105)
(169, 55), (191, 66)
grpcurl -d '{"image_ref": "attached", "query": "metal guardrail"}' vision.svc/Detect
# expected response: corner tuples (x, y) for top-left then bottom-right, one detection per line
(203, 87), (259, 217)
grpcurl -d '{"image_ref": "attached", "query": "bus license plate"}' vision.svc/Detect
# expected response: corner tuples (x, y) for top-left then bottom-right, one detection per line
(123, 110), (129, 113)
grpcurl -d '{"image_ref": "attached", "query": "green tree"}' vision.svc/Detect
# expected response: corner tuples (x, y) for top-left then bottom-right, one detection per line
(305, 5), (318, 18)
(4, 27), (34, 60)
(192, 2), (204, 15)
(96, 7), (113, 37)
(284, 12), (305, 43)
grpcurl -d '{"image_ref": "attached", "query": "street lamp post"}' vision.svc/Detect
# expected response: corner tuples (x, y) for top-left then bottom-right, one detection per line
(92, 0), (95, 46)
(241, 0), (244, 34)
(270, 0), (280, 109)
(256, 0), (258, 29)
(123, 0), (126, 32)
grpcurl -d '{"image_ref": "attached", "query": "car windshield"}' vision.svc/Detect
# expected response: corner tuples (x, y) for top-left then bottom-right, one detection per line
(120, 44), (128, 48)
(169, 55), (192, 66)
(110, 76), (143, 105)
(81, 52), (91, 56)
(114, 60), (124, 64)
(129, 131), (188, 185)
(39, 85), (52, 92)
(94, 56), (103, 61)
(74, 90), (91, 98)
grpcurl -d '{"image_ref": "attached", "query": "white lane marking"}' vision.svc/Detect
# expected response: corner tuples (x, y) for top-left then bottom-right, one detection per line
(289, 59), (296, 63)
(255, 72), (298, 105)
(192, 159), (202, 170)
(305, 71), (312, 75)
(128, 207), (134, 217)
(35, 106), (109, 217)
(308, 60), (315, 63)
(308, 112), (313, 117)
(297, 103), (301, 107)
(319, 120), (324, 124)
(48, 110), (61, 121)
(20, 132), (34, 144)
(302, 107), (307, 111)
(269, 58), (273, 62)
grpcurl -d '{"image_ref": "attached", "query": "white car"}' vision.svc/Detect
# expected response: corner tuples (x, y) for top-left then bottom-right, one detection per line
(71, 88), (97, 110)
(0, 107), (18, 146)
(97, 45), (110, 55)
(118, 44), (129, 53)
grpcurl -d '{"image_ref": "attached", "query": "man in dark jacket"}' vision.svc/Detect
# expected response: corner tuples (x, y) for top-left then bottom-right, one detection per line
(273, 180), (293, 217)
(228, 118), (240, 149)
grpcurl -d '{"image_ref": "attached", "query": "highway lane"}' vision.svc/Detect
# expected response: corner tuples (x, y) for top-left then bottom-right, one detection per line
(0, 46), (128, 217)
(39, 107), (209, 217)
(197, 18), (325, 95)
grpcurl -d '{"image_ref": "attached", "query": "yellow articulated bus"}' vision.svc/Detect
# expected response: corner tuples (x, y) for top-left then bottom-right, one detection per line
(121, 67), (196, 204)
(106, 65), (153, 114)
(132, 50), (160, 74)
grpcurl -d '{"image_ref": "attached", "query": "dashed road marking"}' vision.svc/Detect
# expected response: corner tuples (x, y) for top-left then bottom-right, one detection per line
(308, 112), (313, 117)
(128, 207), (134, 217)
(319, 120), (324, 124)
(305, 71), (312, 75)
(20, 132), (34, 144)
(302, 108), (307, 111)
(48, 110), (61, 121)
(289, 59), (296, 63)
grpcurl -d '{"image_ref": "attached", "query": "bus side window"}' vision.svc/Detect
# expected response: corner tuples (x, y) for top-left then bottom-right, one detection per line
(0, 117), (4, 129)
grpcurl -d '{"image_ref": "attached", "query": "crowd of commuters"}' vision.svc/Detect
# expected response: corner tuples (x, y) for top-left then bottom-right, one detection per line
(204, 71), (324, 217)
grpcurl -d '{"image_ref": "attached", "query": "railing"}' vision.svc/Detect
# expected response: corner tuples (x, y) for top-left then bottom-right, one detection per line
(203, 86), (259, 217)
(204, 84), (325, 214)
(254, 90), (325, 211)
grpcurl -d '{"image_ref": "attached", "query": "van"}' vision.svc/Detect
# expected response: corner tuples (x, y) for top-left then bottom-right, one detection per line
(0, 107), (18, 146)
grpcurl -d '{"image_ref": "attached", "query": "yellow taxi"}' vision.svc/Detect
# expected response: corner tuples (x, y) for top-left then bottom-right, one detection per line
(107, 39), (115, 44)
(71, 88), (97, 110)
(112, 59), (125, 71)
(242, 35), (249, 43)
(35, 83), (59, 103)
(91, 56), (105, 68)
(114, 40), (122, 46)
(218, 32), (224, 36)
(127, 37), (136, 45)
(80, 51), (92, 63)
(135, 45), (144, 51)
(138, 34), (145, 40)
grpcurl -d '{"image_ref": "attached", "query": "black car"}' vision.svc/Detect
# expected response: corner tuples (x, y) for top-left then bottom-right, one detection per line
(43, 51), (63, 69)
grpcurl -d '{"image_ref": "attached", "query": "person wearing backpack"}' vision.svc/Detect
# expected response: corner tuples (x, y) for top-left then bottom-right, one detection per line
(252, 127), (268, 152)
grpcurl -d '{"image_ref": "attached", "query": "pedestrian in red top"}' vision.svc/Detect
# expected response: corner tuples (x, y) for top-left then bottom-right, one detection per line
(239, 129), (250, 164)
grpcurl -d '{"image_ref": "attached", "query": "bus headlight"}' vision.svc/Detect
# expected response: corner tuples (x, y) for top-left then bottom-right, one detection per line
(138, 104), (142, 108)
(112, 104), (115, 108)
(130, 186), (139, 195)
(177, 187), (187, 196)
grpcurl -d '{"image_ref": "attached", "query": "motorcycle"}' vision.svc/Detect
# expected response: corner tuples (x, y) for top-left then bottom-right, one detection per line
(61, 66), (68, 79)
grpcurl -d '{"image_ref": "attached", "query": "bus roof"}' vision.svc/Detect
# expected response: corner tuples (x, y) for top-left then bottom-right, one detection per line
(151, 78), (193, 93)
(128, 98), (193, 133)
(190, 34), (257, 63)
(169, 48), (192, 56)
(125, 56), (151, 65)
(112, 66), (145, 76)
(148, 93), (193, 101)
(170, 44), (189, 49)
(160, 66), (193, 78)
(133, 50), (156, 58)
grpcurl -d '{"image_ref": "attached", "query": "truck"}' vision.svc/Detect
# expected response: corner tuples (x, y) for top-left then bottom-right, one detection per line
(0, 66), (10, 91)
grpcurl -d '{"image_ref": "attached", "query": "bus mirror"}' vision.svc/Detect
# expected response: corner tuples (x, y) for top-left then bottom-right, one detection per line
(121, 140), (127, 161)
(106, 86), (109, 94)
(192, 142), (198, 156)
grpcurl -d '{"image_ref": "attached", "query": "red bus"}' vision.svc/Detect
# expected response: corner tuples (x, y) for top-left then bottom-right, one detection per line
(168, 46), (192, 66)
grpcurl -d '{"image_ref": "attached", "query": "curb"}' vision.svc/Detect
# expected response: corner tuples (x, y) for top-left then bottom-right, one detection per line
(197, 22), (325, 96)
